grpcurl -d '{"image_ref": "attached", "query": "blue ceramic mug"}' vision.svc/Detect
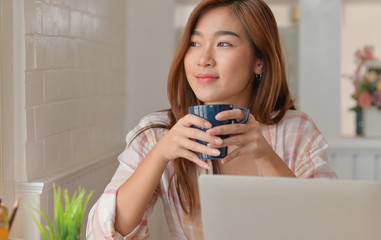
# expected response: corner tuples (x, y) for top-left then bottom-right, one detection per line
(188, 104), (250, 160)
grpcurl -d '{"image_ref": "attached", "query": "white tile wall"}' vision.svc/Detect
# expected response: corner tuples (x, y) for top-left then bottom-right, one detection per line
(10, 0), (128, 239)
(24, 0), (42, 34)
(23, 0), (127, 181)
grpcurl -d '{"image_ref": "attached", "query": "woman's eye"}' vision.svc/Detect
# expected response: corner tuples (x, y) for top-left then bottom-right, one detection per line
(217, 42), (231, 47)
(190, 42), (200, 47)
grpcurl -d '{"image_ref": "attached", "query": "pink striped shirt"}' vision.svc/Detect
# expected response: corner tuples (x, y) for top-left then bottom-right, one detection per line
(86, 110), (337, 240)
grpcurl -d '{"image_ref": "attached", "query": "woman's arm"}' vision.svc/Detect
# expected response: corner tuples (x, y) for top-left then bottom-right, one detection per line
(114, 147), (168, 235)
(114, 114), (222, 236)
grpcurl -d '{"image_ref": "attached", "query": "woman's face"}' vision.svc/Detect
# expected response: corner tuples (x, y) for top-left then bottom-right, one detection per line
(184, 6), (262, 107)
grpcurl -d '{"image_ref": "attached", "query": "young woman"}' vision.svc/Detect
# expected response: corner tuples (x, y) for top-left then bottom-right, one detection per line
(87, 0), (337, 239)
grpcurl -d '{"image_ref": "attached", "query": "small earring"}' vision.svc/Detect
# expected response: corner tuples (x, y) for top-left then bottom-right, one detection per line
(255, 73), (263, 81)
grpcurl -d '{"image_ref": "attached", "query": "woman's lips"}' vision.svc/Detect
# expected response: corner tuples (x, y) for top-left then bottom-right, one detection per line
(196, 74), (219, 84)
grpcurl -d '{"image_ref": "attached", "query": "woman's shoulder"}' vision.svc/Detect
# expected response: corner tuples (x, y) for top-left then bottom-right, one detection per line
(269, 110), (327, 154)
(138, 111), (170, 127)
(276, 110), (321, 133)
(126, 111), (169, 144)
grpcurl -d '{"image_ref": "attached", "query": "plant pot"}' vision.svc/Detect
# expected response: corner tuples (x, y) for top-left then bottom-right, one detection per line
(363, 107), (381, 137)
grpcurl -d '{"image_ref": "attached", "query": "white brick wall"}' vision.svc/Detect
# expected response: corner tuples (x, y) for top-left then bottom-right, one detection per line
(24, 0), (127, 181)
(7, 0), (127, 239)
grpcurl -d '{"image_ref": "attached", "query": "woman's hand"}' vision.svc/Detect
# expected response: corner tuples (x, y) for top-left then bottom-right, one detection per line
(153, 114), (223, 169)
(206, 109), (295, 177)
(206, 109), (273, 164)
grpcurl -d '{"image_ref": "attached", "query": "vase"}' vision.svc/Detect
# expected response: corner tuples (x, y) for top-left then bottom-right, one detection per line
(354, 108), (363, 136)
(363, 107), (381, 137)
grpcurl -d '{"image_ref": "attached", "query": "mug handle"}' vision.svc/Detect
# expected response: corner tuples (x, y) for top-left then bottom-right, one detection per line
(232, 107), (250, 124)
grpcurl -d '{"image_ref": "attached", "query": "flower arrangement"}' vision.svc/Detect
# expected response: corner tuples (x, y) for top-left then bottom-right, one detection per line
(351, 46), (381, 110)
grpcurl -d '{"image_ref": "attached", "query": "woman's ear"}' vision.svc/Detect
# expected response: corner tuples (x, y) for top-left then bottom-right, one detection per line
(253, 59), (263, 74)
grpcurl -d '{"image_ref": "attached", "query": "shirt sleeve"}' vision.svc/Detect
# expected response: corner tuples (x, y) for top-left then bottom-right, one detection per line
(292, 115), (337, 179)
(86, 123), (160, 240)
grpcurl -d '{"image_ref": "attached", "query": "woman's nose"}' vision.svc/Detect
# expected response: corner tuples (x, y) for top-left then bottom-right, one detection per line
(197, 47), (216, 67)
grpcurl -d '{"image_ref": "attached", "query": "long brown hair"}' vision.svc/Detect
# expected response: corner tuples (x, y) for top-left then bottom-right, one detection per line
(166, 0), (295, 217)
(133, 0), (293, 218)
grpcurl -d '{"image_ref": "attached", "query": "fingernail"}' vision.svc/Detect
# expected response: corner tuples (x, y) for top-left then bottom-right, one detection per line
(215, 113), (223, 120)
(204, 122), (212, 128)
(211, 149), (220, 156)
(206, 129), (216, 135)
(214, 138), (222, 145)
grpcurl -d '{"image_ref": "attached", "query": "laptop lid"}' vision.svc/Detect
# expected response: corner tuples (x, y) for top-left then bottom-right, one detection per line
(198, 175), (381, 240)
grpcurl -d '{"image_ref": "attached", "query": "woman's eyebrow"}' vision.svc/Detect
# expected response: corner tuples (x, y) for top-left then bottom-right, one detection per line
(215, 30), (240, 38)
(191, 30), (202, 36)
(191, 30), (240, 38)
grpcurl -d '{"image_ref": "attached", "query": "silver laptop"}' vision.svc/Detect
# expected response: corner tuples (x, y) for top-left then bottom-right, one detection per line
(198, 175), (381, 240)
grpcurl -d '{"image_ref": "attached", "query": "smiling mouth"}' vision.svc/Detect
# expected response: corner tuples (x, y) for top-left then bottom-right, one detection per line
(196, 74), (219, 84)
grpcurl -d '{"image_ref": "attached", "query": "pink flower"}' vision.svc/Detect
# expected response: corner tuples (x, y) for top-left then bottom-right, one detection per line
(359, 92), (372, 108)
(353, 46), (378, 95)
(355, 46), (377, 63)
(372, 91), (381, 106)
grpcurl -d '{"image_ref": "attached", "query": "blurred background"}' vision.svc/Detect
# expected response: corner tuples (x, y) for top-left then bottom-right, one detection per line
(1, 0), (380, 239)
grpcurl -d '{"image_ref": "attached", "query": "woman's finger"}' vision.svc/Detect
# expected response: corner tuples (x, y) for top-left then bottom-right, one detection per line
(180, 114), (212, 129)
(215, 108), (247, 122)
(220, 130), (262, 147)
(178, 149), (210, 169)
(220, 146), (251, 164)
(207, 115), (256, 136)
(182, 138), (221, 158)
(182, 127), (223, 145)
(206, 122), (250, 136)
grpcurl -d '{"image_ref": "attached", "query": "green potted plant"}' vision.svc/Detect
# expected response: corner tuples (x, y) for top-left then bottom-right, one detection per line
(28, 184), (94, 240)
